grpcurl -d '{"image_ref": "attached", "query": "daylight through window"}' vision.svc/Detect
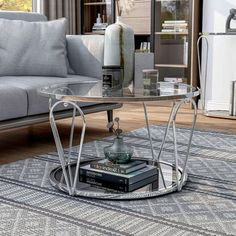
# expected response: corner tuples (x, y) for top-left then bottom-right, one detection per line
(0, 0), (32, 12)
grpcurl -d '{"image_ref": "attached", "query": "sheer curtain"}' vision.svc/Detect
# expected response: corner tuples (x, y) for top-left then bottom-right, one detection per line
(34, 0), (81, 34)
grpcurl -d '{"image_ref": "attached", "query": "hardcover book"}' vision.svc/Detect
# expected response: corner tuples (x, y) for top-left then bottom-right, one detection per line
(90, 159), (146, 174)
(79, 174), (158, 193)
(79, 164), (158, 185)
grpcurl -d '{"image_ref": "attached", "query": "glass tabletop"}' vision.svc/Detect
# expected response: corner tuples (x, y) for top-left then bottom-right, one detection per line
(38, 81), (199, 103)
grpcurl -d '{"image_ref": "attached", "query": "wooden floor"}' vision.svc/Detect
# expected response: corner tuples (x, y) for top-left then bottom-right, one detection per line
(0, 103), (236, 165)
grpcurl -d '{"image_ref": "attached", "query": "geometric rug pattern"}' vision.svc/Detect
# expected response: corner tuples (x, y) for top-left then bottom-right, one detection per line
(0, 125), (235, 236)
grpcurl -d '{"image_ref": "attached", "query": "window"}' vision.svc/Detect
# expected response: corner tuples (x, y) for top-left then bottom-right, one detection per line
(0, 0), (32, 12)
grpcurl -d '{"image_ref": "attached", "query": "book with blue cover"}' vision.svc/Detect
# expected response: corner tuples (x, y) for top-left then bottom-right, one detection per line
(79, 164), (158, 185)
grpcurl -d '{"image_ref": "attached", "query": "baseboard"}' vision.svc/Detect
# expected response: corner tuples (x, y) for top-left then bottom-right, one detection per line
(206, 100), (229, 111)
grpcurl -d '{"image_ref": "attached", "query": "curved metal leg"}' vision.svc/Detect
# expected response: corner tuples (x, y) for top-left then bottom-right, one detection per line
(49, 101), (86, 196)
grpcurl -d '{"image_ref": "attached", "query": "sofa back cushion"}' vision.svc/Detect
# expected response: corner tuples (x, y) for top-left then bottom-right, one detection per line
(0, 11), (47, 22)
(0, 18), (68, 77)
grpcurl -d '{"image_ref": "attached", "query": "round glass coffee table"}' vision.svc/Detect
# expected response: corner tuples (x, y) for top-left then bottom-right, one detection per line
(39, 81), (200, 200)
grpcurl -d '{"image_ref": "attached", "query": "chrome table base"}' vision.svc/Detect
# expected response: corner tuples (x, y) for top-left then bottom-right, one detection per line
(49, 98), (197, 199)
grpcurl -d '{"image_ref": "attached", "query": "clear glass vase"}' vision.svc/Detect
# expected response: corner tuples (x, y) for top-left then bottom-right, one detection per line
(104, 136), (133, 164)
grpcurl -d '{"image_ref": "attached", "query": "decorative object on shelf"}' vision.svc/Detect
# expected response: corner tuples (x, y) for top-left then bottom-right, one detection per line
(92, 13), (108, 34)
(104, 117), (133, 164)
(143, 69), (159, 91)
(102, 66), (123, 97)
(139, 42), (151, 53)
(104, 0), (135, 88)
(134, 52), (154, 89)
(226, 8), (236, 33)
(116, 0), (134, 16)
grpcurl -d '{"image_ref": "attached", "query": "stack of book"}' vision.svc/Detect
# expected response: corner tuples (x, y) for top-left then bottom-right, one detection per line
(92, 23), (108, 34)
(79, 159), (158, 192)
(162, 20), (188, 33)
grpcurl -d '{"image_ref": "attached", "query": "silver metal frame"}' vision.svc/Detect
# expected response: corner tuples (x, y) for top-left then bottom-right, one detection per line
(49, 100), (86, 196)
(49, 97), (198, 197)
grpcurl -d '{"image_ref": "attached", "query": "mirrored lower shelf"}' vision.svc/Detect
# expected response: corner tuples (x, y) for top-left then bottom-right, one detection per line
(49, 158), (187, 200)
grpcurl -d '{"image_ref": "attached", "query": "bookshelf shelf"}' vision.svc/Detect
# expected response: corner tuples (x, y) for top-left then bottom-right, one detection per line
(155, 64), (188, 68)
(155, 32), (189, 35)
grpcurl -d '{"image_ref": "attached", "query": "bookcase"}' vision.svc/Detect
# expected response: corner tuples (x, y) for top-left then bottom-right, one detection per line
(81, 0), (115, 34)
(152, 0), (202, 86)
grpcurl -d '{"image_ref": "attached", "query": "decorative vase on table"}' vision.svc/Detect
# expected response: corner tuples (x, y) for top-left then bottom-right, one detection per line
(104, 117), (133, 164)
(104, 136), (133, 164)
(104, 16), (135, 88)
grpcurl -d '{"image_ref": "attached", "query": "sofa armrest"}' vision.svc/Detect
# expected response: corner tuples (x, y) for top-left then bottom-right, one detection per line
(66, 35), (104, 79)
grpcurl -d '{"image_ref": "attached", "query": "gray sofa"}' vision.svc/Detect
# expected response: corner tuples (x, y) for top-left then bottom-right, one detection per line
(0, 11), (121, 131)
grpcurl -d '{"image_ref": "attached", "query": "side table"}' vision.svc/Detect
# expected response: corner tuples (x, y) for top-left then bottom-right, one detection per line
(39, 81), (200, 200)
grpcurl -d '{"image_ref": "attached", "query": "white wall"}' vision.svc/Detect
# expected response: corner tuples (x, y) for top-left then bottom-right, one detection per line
(202, 0), (236, 111)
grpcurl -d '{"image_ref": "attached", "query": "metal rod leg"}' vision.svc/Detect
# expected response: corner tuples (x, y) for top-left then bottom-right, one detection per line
(157, 102), (177, 162)
(59, 106), (76, 186)
(179, 99), (198, 190)
(172, 119), (180, 191)
(143, 102), (155, 161)
(67, 107), (77, 186)
(143, 102), (166, 189)
(72, 123), (86, 194)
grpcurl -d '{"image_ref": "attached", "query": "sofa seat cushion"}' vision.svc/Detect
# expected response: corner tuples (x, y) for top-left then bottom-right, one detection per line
(0, 85), (28, 121)
(0, 75), (99, 116)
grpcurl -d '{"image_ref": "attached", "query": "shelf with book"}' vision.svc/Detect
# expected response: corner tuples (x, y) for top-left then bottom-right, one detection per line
(155, 64), (188, 68)
(81, 0), (115, 35)
(152, 0), (202, 86)
(155, 32), (189, 35)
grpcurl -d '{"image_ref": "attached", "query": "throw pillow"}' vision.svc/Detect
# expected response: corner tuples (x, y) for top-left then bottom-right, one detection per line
(0, 18), (68, 77)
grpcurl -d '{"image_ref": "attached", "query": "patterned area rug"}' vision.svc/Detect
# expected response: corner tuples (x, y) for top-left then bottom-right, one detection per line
(0, 125), (235, 236)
